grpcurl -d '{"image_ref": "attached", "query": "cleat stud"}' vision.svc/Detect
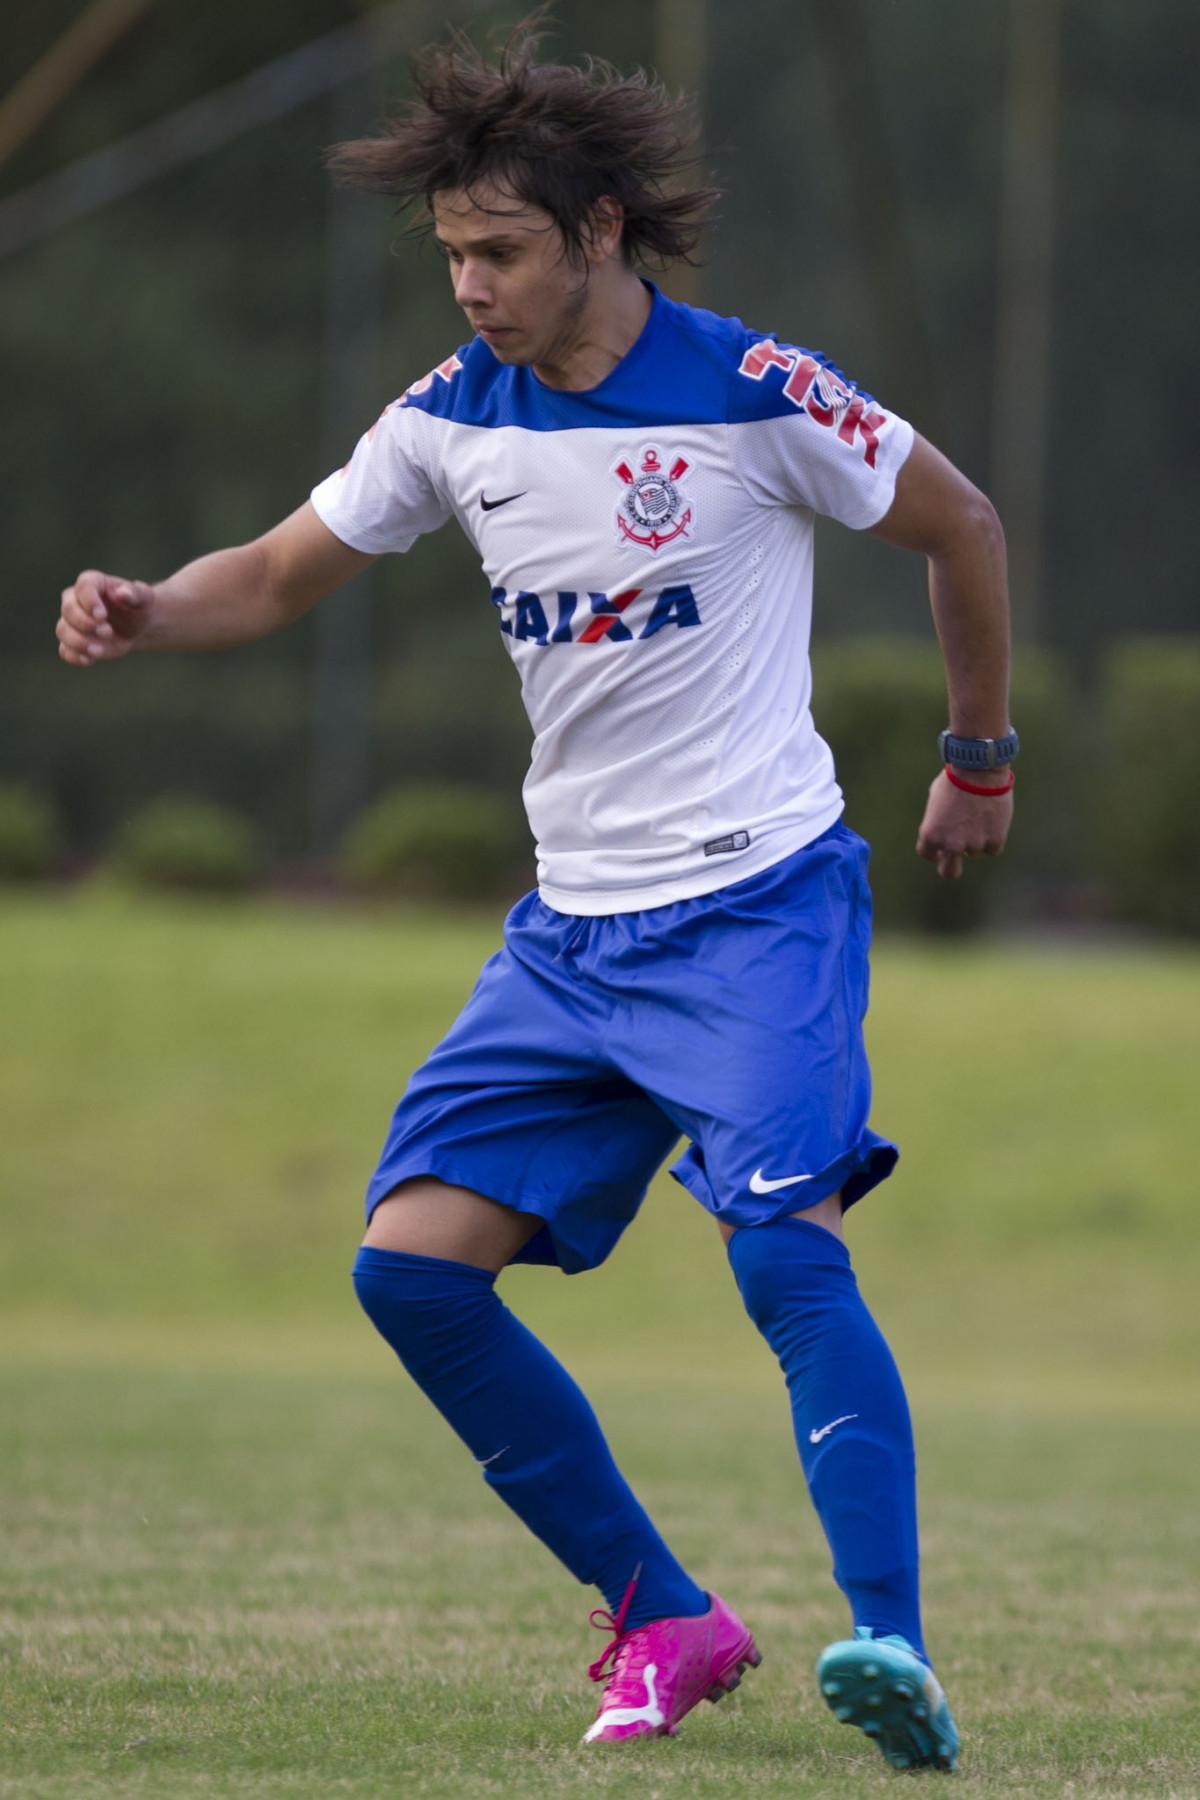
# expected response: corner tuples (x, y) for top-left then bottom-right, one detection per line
(862, 1721), (881, 1736)
(862, 1662), (880, 1680)
(913, 1703), (928, 1721)
(835, 1706), (853, 1722)
(866, 1695), (881, 1709)
(822, 1681), (841, 1697)
(893, 1682), (913, 1700)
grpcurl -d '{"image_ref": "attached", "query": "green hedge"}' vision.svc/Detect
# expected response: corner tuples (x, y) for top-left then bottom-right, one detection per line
(811, 638), (1066, 933)
(1100, 639), (1200, 936)
(10, 636), (1200, 934)
(0, 784), (62, 881)
(112, 798), (260, 893)
(0, 655), (534, 860)
(342, 782), (527, 902)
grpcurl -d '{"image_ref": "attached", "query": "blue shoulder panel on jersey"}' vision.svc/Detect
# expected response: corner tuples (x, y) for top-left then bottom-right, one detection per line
(397, 285), (871, 433)
(725, 337), (878, 424)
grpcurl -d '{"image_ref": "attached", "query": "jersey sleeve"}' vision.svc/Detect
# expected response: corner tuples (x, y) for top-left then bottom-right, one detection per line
(310, 395), (453, 555)
(728, 335), (914, 529)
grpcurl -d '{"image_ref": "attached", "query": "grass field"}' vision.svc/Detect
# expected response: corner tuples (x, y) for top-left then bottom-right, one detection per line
(2, 891), (1199, 1797)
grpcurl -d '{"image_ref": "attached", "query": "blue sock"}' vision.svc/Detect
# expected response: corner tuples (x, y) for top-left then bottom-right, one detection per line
(352, 1245), (707, 1629)
(728, 1219), (925, 1658)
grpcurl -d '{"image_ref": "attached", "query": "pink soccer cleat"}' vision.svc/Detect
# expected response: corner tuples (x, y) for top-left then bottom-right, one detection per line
(582, 1579), (761, 1744)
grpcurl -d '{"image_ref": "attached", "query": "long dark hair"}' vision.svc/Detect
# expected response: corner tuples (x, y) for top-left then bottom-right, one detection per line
(326, 16), (719, 268)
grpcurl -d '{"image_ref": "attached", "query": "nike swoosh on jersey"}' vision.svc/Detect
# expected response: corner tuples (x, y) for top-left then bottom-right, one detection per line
(809, 1413), (858, 1444)
(480, 490), (526, 511)
(749, 1168), (816, 1194)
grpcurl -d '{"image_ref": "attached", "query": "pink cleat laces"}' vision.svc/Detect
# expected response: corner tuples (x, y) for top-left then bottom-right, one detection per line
(583, 1570), (761, 1743)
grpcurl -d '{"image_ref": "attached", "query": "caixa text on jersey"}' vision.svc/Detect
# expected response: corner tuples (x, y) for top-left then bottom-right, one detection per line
(489, 584), (700, 645)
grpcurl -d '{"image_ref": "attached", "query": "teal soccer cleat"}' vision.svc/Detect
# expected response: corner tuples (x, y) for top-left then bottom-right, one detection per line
(816, 1627), (959, 1772)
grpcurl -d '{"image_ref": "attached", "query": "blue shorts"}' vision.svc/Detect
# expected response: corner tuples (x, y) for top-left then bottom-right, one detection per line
(366, 821), (897, 1274)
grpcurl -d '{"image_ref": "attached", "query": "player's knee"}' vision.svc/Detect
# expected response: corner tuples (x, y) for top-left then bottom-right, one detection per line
(351, 1242), (500, 1377)
(726, 1227), (792, 1334)
(352, 1244), (437, 1341)
(726, 1214), (856, 1336)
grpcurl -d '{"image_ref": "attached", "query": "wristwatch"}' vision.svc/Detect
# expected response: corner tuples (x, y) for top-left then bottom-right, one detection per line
(937, 729), (1020, 771)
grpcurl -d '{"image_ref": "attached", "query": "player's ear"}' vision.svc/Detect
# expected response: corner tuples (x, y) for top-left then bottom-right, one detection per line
(583, 196), (625, 264)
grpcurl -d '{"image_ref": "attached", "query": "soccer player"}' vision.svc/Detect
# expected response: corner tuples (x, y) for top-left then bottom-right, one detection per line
(56, 24), (1016, 1773)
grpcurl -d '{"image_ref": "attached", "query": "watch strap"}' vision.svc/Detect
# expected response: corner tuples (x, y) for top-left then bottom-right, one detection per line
(938, 728), (1020, 770)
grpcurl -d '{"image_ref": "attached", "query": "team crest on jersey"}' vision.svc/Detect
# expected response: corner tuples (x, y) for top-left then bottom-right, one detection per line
(614, 447), (693, 552)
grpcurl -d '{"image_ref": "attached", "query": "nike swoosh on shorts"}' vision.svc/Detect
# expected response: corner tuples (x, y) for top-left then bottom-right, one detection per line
(749, 1168), (815, 1194)
(480, 491), (526, 511)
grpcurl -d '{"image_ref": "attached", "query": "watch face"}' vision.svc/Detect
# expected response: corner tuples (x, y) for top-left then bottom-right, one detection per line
(939, 731), (1019, 769)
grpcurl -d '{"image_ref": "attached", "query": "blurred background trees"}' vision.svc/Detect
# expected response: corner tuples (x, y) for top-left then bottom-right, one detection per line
(1, 0), (1197, 924)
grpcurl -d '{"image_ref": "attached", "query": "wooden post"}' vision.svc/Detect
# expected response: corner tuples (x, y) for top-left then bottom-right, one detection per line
(990, 0), (1061, 645)
(653, 0), (706, 307)
(0, 0), (156, 170)
(311, 71), (385, 857)
(809, 0), (949, 450)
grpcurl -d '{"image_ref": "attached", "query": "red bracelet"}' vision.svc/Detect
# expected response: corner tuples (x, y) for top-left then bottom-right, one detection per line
(944, 765), (1015, 797)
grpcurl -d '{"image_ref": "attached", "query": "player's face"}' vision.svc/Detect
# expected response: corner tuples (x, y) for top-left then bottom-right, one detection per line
(432, 183), (599, 370)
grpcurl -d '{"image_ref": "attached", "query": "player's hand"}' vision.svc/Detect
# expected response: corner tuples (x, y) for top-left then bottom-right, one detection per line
(915, 768), (1013, 880)
(57, 570), (154, 667)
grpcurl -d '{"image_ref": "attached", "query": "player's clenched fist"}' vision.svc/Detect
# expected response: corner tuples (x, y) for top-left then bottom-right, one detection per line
(915, 768), (1013, 881)
(57, 571), (153, 666)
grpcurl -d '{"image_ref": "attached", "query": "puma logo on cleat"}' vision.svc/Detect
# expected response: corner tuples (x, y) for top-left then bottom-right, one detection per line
(749, 1168), (815, 1194)
(583, 1664), (665, 1741)
(809, 1414), (858, 1444)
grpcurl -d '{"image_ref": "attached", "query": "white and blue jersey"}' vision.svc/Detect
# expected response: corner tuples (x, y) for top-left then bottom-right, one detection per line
(312, 283), (914, 914)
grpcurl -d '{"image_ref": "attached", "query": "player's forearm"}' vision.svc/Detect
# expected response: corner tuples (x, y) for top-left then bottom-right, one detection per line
(926, 498), (1012, 741)
(136, 541), (297, 652)
(58, 504), (375, 669)
(870, 436), (1013, 745)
